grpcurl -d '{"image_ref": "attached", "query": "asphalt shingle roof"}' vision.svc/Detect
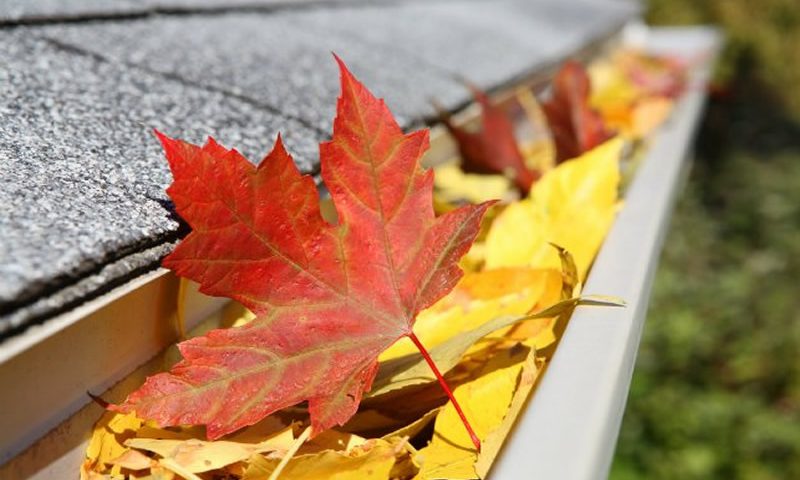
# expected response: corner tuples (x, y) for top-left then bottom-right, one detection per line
(42, 11), (466, 132)
(0, 0), (639, 338)
(0, 0), (333, 24)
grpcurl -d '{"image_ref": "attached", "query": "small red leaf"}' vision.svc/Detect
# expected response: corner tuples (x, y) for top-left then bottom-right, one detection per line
(438, 85), (539, 193)
(114, 57), (493, 440)
(542, 61), (614, 163)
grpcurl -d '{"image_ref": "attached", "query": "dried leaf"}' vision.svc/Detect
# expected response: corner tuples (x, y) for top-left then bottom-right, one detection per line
(85, 411), (144, 474)
(474, 348), (542, 477)
(158, 458), (203, 480)
(243, 440), (399, 480)
(124, 424), (294, 473)
(433, 163), (515, 205)
(108, 450), (154, 471)
(438, 85), (539, 192)
(628, 97), (674, 138)
(134, 467), (176, 480)
(589, 58), (642, 112)
(589, 59), (675, 138)
(414, 346), (529, 479)
(542, 61), (614, 163)
(267, 426), (311, 480)
(379, 268), (557, 361)
(299, 429), (366, 455)
(485, 138), (623, 280)
(369, 294), (615, 398)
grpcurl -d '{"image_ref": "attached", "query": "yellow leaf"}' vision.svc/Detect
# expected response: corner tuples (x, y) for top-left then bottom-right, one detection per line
(502, 266), (563, 347)
(135, 410), (284, 444)
(266, 425), (311, 480)
(433, 163), (515, 205)
(380, 268), (556, 362)
(300, 429), (366, 455)
(386, 437), (420, 479)
(108, 449), (154, 471)
(590, 51), (678, 139)
(223, 301), (256, 328)
(485, 138), (623, 280)
(85, 411), (144, 473)
(124, 423), (294, 473)
(133, 466), (176, 480)
(227, 416), (293, 444)
(80, 463), (112, 480)
(158, 458), (203, 480)
(358, 296), (621, 440)
(589, 59), (642, 113)
(474, 349), (543, 477)
(371, 269), (565, 397)
(370, 250), (618, 400)
(243, 439), (399, 480)
(459, 240), (487, 273)
(596, 96), (674, 139)
(414, 346), (529, 479)
(629, 97), (673, 138)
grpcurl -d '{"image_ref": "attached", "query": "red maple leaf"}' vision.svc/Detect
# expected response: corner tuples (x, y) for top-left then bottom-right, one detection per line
(438, 85), (539, 193)
(114, 57), (492, 446)
(542, 61), (614, 163)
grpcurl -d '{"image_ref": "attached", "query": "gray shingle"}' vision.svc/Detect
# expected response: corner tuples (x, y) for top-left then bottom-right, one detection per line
(0, 0), (329, 23)
(0, 33), (319, 333)
(142, 0), (330, 11)
(42, 0), (637, 134)
(292, 0), (638, 91)
(0, 0), (146, 23)
(42, 10), (467, 132)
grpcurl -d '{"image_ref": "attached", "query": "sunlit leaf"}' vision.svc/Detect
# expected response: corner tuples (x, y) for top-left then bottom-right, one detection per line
(485, 138), (624, 280)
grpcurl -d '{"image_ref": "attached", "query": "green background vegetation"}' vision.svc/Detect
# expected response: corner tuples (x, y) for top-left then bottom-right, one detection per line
(611, 1), (800, 479)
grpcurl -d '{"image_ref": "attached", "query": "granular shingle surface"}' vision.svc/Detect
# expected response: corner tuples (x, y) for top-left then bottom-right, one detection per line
(0, 33), (318, 334)
(0, 0), (639, 338)
(292, 0), (636, 91)
(44, 11), (467, 132)
(0, 0), (332, 24)
(0, 0), (145, 23)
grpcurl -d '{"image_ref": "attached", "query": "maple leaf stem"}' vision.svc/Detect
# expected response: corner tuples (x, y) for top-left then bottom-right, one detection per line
(408, 331), (481, 452)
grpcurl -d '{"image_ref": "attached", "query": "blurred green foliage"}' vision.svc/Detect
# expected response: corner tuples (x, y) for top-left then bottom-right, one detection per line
(611, 1), (800, 479)
(646, 0), (800, 117)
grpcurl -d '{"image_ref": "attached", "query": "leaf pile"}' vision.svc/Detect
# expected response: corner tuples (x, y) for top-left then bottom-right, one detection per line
(82, 47), (687, 479)
(84, 251), (608, 480)
(433, 50), (688, 202)
(589, 49), (688, 139)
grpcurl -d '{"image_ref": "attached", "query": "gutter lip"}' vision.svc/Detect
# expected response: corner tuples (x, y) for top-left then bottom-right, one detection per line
(0, 268), (169, 365)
